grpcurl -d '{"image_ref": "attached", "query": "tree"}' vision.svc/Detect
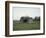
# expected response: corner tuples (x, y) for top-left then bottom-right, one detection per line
(20, 16), (33, 23)
(20, 16), (24, 22)
(33, 17), (40, 21)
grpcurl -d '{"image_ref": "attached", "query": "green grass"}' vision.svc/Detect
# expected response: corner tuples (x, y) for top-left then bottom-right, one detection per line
(13, 21), (40, 31)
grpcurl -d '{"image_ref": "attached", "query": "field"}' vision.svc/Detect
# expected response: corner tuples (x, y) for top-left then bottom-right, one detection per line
(13, 21), (40, 31)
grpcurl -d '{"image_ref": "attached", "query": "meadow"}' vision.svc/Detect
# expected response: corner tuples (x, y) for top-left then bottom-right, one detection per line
(13, 21), (40, 31)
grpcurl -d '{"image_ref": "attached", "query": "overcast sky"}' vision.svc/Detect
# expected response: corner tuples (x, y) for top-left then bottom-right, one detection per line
(12, 7), (40, 20)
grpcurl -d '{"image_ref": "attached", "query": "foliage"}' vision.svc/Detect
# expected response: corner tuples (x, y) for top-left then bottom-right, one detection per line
(33, 17), (40, 21)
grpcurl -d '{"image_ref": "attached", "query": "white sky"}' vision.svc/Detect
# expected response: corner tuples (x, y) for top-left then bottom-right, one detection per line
(12, 7), (40, 20)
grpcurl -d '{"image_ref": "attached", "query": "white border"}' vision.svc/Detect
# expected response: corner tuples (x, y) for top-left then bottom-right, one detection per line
(9, 3), (43, 35)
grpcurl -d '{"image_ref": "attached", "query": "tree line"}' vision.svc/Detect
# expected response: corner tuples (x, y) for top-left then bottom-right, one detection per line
(20, 16), (40, 21)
